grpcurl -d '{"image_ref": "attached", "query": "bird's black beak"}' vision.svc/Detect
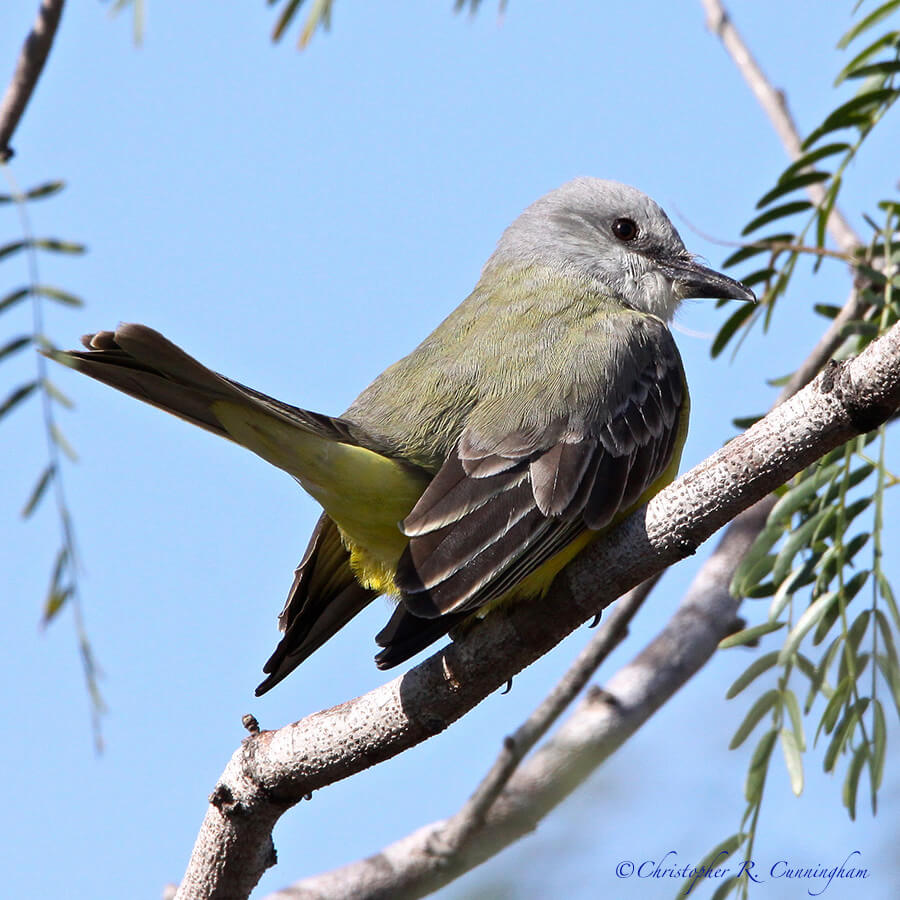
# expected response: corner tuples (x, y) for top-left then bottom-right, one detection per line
(661, 256), (756, 303)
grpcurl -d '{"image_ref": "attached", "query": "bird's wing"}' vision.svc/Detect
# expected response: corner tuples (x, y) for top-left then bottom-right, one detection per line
(394, 317), (686, 619)
(256, 513), (378, 695)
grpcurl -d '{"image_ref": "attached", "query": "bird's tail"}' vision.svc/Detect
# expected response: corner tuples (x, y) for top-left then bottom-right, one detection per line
(49, 325), (429, 569)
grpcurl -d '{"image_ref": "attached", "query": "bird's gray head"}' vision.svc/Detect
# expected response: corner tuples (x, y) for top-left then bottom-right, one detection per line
(484, 177), (754, 320)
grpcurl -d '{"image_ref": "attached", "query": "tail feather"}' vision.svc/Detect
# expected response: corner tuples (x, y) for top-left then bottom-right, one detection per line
(52, 324), (357, 448)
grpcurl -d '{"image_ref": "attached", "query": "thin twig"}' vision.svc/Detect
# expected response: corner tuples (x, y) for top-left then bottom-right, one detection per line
(700, 0), (861, 255)
(0, 0), (66, 161)
(432, 574), (659, 855)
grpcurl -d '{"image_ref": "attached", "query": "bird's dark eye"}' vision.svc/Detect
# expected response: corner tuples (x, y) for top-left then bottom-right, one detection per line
(612, 217), (638, 241)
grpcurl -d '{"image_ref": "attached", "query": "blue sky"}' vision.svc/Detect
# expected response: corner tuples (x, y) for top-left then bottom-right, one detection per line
(2, 1), (898, 898)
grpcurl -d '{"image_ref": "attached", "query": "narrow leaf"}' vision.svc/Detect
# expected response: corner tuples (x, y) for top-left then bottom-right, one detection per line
(730, 689), (779, 750)
(50, 423), (79, 462)
(24, 180), (65, 201)
(757, 172), (829, 208)
(779, 591), (839, 663)
(34, 285), (83, 307)
(742, 201), (813, 236)
(0, 381), (38, 419)
(711, 302), (756, 357)
(843, 743), (868, 821)
(779, 143), (851, 182)
(719, 620), (785, 650)
(0, 335), (31, 362)
(837, 1), (900, 49)
(782, 688), (806, 751)
(726, 651), (781, 699)
(0, 287), (30, 313)
(745, 728), (778, 803)
(0, 240), (27, 261)
(780, 727), (804, 795)
(21, 464), (56, 518)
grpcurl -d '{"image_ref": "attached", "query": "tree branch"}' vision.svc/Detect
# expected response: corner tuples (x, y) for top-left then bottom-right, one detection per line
(0, 0), (66, 162)
(270, 499), (771, 900)
(431, 574), (657, 857)
(700, 0), (861, 255)
(173, 322), (900, 900)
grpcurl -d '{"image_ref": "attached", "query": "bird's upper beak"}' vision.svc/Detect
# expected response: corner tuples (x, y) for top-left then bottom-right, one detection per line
(661, 255), (756, 303)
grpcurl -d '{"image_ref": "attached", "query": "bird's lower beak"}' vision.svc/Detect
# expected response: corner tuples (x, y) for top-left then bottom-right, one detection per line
(661, 257), (756, 303)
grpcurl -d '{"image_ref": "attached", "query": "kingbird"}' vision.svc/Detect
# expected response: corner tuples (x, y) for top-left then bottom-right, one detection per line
(53, 178), (753, 694)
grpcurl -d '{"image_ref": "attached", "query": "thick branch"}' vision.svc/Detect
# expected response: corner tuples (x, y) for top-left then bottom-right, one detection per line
(700, 0), (861, 254)
(0, 0), (65, 161)
(274, 499), (771, 900)
(432, 575), (655, 857)
(174, 323), (900, 900)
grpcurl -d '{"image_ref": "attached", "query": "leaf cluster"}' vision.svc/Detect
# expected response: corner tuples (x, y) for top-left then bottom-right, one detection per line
(700, 6), (900, 896)
(0, 174), (104, 746)
(712, 2), (900, 361)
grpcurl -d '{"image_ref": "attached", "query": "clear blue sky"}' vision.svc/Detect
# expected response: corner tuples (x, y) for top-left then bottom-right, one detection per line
(2, 2), (898, 898)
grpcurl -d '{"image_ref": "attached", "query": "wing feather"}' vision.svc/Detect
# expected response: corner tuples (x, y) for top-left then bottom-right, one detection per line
(395, 318), (686, 620)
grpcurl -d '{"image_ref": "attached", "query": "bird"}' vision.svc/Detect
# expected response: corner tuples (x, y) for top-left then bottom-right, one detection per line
(50, 178), (754, 695)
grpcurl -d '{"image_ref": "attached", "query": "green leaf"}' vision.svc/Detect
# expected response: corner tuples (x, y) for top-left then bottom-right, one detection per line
(33, 285), (83, 307)
(871, 698), (886, 792)
(783, 688), (806, 751)
(757, 172), (830, 208)
(814, 303), (844, 319)
(24, 180), (65, 201)
(843, 743), (868, 820)
(710, 877), (741, 900)
(21, 464), (55, 518)
(0, 240), (27, 261)
(677, 833), (745, 900)
(804, 88), (897, 149)
(780, 727), (804, 795)
(835, 30), (900, 84)
(816, 175), (842, 249)
(772, 508), (832, 586)
(33, 238), (87, 255)
(768, 461), (843, 525)
(42, 588), (71, 625)
(824, 703), (859, 772)
(0, 381), (38, 419)
(0, 287), (30, 313)
(722, 233), (795, 268)
(730, 689), (779, 750)
(769, 558), (818, 623)
(50, 423), (78, 462)
(779, 143), (852, 183)
(726, 651), (781, 699)
(819, 675), (851, 738)
(742, 201), (813, 236)
(874, 653), (900, 718)
(846, 610), (872, 656)
(731, 541), (779, 596)
(272, 0), (305, 41)
(0, 335), (31, 362)
(794, 652), (818, 685)
(711, 302), (756, 357)
(837, 1), (900, 49)
(719, 620), (785, 651)
(732, 414), (763, 429)
(876, 570), (899, 627)
(873, 609), (899, 670)
(845, 59), (900, 78)
(41, 378), (73, 409)
(779, 590), (839, 663)
(737, 267), (778, 289)
(745, 728), (778, 803)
